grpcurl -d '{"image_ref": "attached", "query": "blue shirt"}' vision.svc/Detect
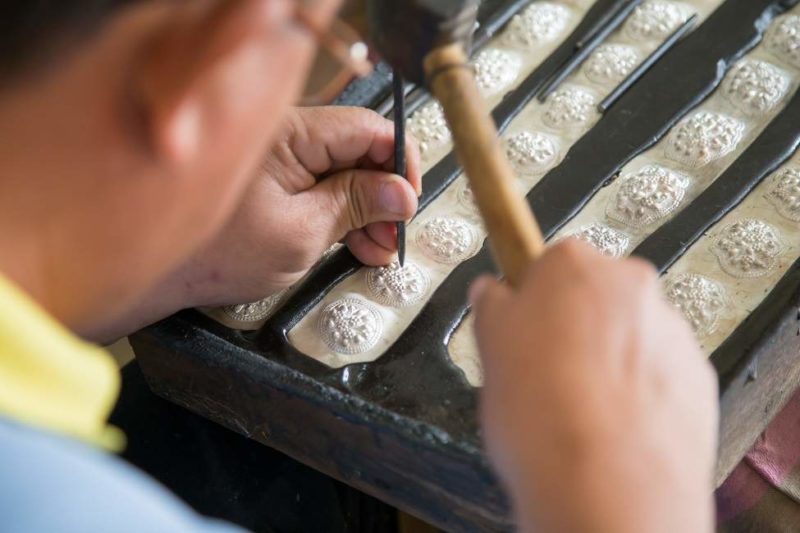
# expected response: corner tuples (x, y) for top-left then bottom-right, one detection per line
(0, 419), (245, 532)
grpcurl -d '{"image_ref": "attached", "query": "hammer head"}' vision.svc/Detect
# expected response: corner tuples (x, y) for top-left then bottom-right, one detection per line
(367, 0), (479, 84)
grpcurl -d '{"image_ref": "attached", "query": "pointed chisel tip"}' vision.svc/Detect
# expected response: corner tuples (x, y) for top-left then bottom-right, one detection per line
(397, 222), (406, 267)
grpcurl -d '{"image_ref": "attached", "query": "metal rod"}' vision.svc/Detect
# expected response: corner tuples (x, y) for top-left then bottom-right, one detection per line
(393, 69), (408, 267)
(598, 14), (698, 113)
(537, 0), (643, 102)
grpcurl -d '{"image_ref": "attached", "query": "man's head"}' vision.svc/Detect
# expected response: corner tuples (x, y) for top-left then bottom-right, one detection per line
(0, 0), (337, 332)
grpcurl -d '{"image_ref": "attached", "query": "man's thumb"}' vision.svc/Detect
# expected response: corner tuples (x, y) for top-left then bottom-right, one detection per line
(306, 169), (418, 236)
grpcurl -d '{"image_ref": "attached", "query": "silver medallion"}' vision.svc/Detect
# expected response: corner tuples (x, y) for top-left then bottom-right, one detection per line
(711, 219), (784, 278)
(766, 14), (800, 68)
(416, 217), (481, 264)
(366, 261), (431, 308)
(569, 224), (630, 258)
(542, 85), (598, 131)
(767, 167), (800, 222)
(607, 165), (691, 228)
(722, 60), (790, 116)
(502, 2), (572, 47)
(665, 111), (744, 168)
(665, 273), (727, 338)
(318, 297), (383, 355)
(473, 48), (522, 98)
(408, 102), (451, 159)
(504, 131), (558, 177)
(223, 294), (281, 322)
(624, 0), (692, 42)
(456, 179), (480, 217)
(583, 44), (639, 86)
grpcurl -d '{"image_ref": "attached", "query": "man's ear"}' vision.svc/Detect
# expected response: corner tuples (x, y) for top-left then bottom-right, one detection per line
(134, 0), (305, 166)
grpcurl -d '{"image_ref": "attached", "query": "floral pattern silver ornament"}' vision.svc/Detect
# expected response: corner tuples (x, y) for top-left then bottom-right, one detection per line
(722, 60), (790, 116)
(624, 0), (692, 42)
(665, 273), (727, 338)
(766, 14), (800, 68)
(768, 167), (800, 222)
(407, 102), (451, 159)
(473, 49), (522, 98)
(542, 86), (598, 131)
(502, 2), (572, 47)
(569, 224), (630, 258)
(318, 297), (383, 355)
(665, 111), (744, 168)
(456, 180), (480, 217)
(583, 44), (639, 86)
(607, 165), (691, 228)
(504, 131), (558, 176)
(711, 219), (784, 278)
(223, 293), (281, 322)
(416, 217), (481, 264)
(366, 261), (430, 308)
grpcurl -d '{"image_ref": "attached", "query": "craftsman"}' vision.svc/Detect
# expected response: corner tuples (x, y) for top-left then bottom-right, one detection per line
(0, 0), (761, 531)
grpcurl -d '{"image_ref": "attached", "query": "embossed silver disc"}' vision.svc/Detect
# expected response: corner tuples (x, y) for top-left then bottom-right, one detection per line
(542, 85), (598, 131)
(583, 44), (639, 86)
(569, 224), (630, 258)
(722, 59), (790, 116)
(408, 102), (451, 159)
(766, 14), (800, 68)
(473, 49), (522, 98)
(456, 180), (480, 217)
(624, 0), (692, 42)
(366, 261), (431, 308)
(711, 219), (784, 278)
(665, 273), (727, 338)
(607, 165), (691, 228)
(502, 2), (572, 47)
(504, 131), (558, 176)
(223, 294), (281, 322)
(767, 167), (800, 222)
(318, 297), (383, 355)
(416, 217), (481, 264)
(665, 111), (744, 168)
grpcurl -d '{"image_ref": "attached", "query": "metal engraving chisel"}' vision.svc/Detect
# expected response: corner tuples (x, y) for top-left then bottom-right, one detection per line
(393, 68), (408, 267)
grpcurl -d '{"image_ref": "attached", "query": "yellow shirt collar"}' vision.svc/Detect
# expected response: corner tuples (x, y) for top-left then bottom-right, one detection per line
(0, 274), (124, 450)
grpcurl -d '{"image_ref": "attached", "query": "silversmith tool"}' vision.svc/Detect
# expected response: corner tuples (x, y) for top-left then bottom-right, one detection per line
(368, 0), (546, 286)
(393, 69), (408, 266)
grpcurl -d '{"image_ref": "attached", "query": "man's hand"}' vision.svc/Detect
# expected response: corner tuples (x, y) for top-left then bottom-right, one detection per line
(470, 241), (718, 533)
(175, 106), (422, 305)
(90, 106), (421, 340)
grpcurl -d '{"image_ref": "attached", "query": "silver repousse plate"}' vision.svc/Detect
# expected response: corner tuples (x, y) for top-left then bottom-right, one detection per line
(665, 111), (745, 168)
(366, 262), (431, 308)
(606, 165), (691, 228)
(711, 219), (785, 278)
(767, 167), (800, 222)
(569, 223), (631, 258)
(318, 297), (383, 355)
(416, 217), (481, 264)
(665, 273), (727, 337)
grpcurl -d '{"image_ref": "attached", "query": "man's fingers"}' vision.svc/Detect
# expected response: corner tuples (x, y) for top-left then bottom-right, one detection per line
(289, 107), (395, 174)
(365, 221), (398, 252)
(470, 276), (512, 332)
(305, 168), (418, 241)
(404, 133), (423, 196)
(345, 229), (396, 266)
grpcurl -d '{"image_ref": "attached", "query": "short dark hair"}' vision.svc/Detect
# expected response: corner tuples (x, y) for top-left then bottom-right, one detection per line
(0, 1), (141, 81)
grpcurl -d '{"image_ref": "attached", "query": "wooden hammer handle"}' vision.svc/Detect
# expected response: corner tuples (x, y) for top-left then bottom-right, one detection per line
(424, 43), (546, 287)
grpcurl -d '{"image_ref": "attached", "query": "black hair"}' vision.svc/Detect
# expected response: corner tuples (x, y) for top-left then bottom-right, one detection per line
(0, 1), (142, 80)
